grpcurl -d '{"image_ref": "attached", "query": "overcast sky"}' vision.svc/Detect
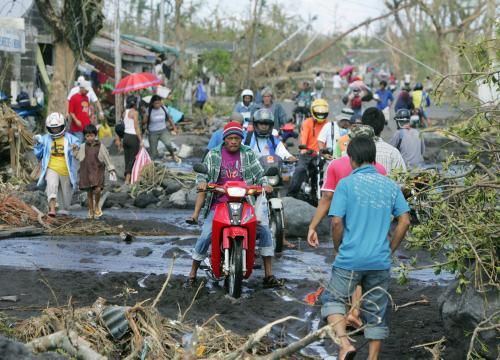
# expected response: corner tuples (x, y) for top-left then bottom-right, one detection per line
(194, 0), (387, 34)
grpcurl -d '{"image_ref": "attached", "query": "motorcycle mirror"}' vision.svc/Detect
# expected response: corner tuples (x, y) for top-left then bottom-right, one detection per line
(265, 167), (279, 177)
(298, 144), (308, 150)
(193, 163), (208, 174)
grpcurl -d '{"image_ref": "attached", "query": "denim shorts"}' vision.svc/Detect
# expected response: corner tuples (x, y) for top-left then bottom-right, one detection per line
(321, 266), (391, 340)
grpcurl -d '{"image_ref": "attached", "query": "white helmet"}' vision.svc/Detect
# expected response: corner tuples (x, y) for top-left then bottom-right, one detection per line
(241, 89), (254, 101)
(45, 112), (66, 138)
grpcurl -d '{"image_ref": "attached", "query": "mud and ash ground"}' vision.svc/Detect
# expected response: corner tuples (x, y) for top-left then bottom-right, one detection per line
(0, 214), (455, 359)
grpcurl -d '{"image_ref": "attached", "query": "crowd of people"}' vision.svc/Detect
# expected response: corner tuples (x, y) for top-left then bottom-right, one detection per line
(33, 68), (431, 359)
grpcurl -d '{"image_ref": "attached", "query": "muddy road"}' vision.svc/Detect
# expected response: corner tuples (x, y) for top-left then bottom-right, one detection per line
(0, 208), (454, 359)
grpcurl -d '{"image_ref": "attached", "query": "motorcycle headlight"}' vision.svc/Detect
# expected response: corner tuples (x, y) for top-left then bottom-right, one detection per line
(227, 187), (247, 197)
(267, 175), (279, 186)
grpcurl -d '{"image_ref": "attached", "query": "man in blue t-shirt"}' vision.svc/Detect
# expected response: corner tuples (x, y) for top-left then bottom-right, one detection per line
(321, 136), (410, 360)
(375, 80), (394, 124)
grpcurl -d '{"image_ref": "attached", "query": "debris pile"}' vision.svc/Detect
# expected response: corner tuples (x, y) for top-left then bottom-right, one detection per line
(0, 104), (37, 183)
(14, 297), (274, 359)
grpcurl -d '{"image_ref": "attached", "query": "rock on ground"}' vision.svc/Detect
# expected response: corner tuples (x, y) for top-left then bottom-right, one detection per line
(134, 192), (158, 208)
(161, 178), (182, 195)
(103, 192), (132, 209)
(169, 189), (188, 209)
(134, 247), (153, 258)
(438, 280), (499, 359)
(18, 190), (47, 212)
(282, 197), (330, 238)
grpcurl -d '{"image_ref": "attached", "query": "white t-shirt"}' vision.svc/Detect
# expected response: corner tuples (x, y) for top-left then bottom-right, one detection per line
(67, 86), (98, 103)
(317, 121), (340, 149)
(332, 75), (342, 89)
(148, 106), (168, 132)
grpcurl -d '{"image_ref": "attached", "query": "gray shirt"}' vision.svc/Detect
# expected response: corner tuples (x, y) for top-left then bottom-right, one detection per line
(389, 128), (425, 168)
(148, 106), (168, 132)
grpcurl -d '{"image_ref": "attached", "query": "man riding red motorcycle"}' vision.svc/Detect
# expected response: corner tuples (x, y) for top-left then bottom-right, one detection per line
(186, 122), (284, 293)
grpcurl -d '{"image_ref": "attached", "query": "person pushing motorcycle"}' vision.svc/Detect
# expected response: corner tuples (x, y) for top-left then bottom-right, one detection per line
(186, 121), (285, 289)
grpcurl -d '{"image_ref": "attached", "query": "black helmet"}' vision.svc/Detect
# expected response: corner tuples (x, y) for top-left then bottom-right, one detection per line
(414, 82), (423, 90)
(252, 108), (274, 137)
(394, 109), (411, 125)
(126, 95), (137, 108)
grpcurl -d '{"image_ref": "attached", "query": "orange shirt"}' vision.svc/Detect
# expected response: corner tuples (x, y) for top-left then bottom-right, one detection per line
(300, 118), (327, 153)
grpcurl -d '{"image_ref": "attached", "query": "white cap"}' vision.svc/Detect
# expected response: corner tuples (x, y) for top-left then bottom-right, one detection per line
(79, 80), (91, 91)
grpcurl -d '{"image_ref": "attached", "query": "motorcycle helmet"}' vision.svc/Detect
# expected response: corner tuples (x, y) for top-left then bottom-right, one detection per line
(46, 112), (66, 138)
(394, 109), (411, 127)
(252, 108), (275, 137)
(310, 98), (329, 122)
(414, 82), (423, 91)
(241, 89), (254, 104)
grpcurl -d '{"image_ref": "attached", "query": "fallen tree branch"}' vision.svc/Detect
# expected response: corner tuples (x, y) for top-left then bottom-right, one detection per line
(466, 310), (500, 359)
(151, 257), (175, 309)
(225, 316), (302, 360)
(395, 296), (430, 311)
(412, 336), (446, 349)
(26, 329), (107, 360)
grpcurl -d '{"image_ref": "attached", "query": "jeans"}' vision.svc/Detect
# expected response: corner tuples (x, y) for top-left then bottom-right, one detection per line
(148, 129), (175, 159)
(192, 210), (274, 261)
(321, 266), (391, 340)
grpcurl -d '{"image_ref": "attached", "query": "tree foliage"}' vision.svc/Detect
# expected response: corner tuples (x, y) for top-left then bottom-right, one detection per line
(394, 29), (499, 293)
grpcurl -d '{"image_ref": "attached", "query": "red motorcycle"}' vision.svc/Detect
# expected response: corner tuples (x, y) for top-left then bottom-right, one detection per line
(194, 164), (276, 298)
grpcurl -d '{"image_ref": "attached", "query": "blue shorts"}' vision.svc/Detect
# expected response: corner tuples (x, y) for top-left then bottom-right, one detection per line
(321, 266), (391, 340)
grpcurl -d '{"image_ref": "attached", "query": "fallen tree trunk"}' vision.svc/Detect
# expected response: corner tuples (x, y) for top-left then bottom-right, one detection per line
(26, 330), (107, 360)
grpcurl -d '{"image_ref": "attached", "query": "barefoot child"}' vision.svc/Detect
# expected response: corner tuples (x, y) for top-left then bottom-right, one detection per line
(34, 113), (80, 217)
(74, 124), (116, 219)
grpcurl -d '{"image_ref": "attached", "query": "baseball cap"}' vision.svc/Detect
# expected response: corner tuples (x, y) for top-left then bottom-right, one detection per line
(349, 124), (375, 140)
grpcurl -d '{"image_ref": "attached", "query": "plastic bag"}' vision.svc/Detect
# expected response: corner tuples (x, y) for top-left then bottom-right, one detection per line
(254, 193), (269, 226)
(98, 123), (113, 139)
(131, 147), (152, 184)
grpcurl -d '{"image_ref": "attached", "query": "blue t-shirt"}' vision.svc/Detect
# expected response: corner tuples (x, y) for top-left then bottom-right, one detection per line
(207, 129), (224, 150)
(329, 165), (409, 271)
(375, 89), (394, 110)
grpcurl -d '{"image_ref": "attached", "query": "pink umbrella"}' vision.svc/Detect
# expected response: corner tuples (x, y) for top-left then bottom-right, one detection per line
(339, 65), (354, 77)
(112, 72), (162, 94)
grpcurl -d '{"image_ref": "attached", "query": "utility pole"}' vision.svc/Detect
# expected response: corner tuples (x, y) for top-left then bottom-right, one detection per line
(159, 0), (165, 44)
(114, 0), (122, 122)
(244, 0), (260, 88)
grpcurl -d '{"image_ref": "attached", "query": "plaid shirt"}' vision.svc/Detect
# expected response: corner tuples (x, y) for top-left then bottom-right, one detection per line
(197, 143), (268, 218)
(375, 138), (407, 173)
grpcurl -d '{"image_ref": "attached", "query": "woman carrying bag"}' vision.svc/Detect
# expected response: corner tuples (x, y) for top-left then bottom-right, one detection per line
(123, 95), (143, 184)
(145, 95), (180, 162)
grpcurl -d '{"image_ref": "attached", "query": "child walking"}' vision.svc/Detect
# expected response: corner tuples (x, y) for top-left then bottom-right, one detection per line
(74, 124), (116, 219)
(34, 112), (80, 217)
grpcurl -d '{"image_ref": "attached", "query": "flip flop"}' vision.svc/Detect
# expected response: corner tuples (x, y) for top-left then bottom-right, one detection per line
(185, 217), (198, 225)
(342, 350), (357, 360)
(48, 210), (56, 217)
(284, 240), (297, 249)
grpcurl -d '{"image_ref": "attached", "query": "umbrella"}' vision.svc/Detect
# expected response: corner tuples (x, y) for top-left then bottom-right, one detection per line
(339, 65), (354, 77)
(112, 72), (162, 94)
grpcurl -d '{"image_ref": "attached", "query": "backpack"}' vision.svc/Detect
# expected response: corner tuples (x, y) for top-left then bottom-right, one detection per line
(196, 83), (207, 102)
(115, 122), (125, 138)
(314, 79), (324, 90)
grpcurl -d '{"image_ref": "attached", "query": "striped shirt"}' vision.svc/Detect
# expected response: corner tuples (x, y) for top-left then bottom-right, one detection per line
(375, 138), (407, 173)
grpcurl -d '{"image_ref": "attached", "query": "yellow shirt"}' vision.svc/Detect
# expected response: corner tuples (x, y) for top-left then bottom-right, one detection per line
(48, 137), (69, 176)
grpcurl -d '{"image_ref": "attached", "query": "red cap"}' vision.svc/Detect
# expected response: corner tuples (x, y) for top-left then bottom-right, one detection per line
(223, 121), (244, 139)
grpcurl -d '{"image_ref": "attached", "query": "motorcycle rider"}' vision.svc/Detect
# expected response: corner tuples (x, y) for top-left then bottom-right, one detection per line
(293, 81), (314, 119)
(233, 89), (259, 129)
(389, 109), (425, 168)
(411, 82), (431, 127)
(287, 98), (329, 197)
(261, 87), (288, 131)
(245, 108), (297, 162)
(186, 122), (284, 289)
(394, 85), (414, 112)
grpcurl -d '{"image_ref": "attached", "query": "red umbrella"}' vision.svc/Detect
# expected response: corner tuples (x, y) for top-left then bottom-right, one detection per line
(339, 65), (354, 77)
(112, 72), (162, 94)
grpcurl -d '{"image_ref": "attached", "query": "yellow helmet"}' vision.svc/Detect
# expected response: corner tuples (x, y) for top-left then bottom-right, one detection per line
(311, 98), (329, 122)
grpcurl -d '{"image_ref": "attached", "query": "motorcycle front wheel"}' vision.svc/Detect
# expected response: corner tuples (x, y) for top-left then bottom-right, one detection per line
(224, 240), (243, 298)
(270, 209), (284, 254)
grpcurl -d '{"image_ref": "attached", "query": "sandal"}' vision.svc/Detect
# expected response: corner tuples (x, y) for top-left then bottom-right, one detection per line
(48, 210), (56, 218)
(183, 277), (197, 289)
(94, 208), (103, 218)
(87, 210), (94, 219)
(185, 217), (198, 225)
(284, 239), (297, 249)
(263, 275), (285, 289)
